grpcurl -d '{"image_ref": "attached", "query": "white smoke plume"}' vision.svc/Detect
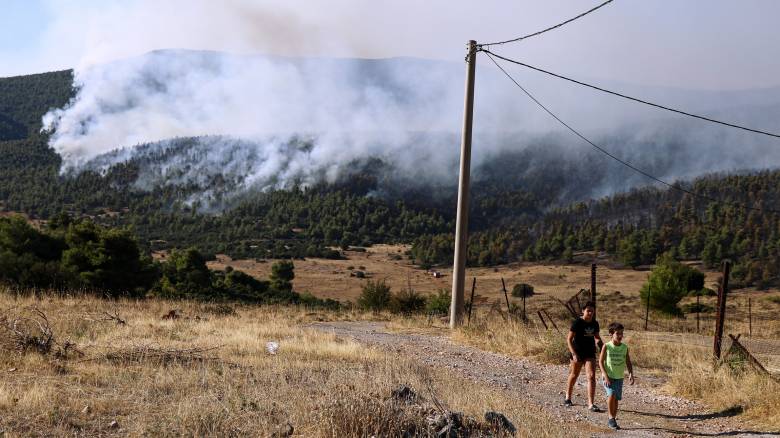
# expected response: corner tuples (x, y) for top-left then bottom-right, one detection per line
(42, 49), (547, 195)
(37, 0), (780, 206)
(42, 47), (780, 207)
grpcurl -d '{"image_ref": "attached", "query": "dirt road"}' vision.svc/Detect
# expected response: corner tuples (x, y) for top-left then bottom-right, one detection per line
(314, 321), (779, 437)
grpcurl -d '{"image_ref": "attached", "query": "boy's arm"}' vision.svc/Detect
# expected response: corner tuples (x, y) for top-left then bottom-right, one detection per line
(599, 343), (610, 385)
(626, 350), (635, 384)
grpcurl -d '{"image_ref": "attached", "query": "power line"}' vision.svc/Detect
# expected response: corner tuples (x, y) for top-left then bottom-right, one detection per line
(479, 0), (615, 47)
(483, 51), (780, 215)
(481, 49), (780, 139)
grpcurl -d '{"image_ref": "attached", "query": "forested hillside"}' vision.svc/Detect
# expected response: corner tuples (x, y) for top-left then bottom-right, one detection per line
(1, 68), (779, 288)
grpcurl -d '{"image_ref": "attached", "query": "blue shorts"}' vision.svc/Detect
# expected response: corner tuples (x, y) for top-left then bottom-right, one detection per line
(603, 378), (624, 400)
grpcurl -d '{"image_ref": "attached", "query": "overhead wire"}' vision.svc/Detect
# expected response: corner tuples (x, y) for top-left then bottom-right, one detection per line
(480, 49), (780, 139)
(482, 50), (780, 215)
(479, 0), (615, 48)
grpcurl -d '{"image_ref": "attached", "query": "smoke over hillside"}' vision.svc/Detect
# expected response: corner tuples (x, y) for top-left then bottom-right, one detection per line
(43, 49), (780, 207)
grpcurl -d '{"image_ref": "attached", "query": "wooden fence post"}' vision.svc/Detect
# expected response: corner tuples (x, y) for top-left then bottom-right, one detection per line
(713, 260), (731, 360)
(522, 287), (527, 322)
(748, 297), (752, 338)
(644, 289), (651, 331)
(467, 277), (476, 326)
(541, 309), (560, 334)
(537, 310), (549, 330)
(501, 278), (511, 315)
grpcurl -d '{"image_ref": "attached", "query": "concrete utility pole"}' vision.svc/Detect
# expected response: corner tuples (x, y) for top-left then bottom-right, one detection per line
(450, 40), (477, 329)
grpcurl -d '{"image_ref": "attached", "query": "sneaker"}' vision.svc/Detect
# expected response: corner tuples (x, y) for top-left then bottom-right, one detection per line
(589, 404), (602, 413)
(607, 418), (620, 430)
(563, 399), (573, 407)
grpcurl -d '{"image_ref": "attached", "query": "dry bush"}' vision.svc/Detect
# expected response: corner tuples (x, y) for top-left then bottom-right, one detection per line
(0, 306), (85, 360)
(317, 392), (431, 437)
(452, 314), (568, 364)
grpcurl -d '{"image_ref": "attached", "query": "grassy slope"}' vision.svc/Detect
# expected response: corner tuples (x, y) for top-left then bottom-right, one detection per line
(0, 290), (571, 437)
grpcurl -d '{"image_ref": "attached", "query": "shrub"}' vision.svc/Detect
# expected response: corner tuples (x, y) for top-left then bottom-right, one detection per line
(300, 292), (341, 310)
(390, 289), (427, 314)
(511, 283), (535, 298)
(270, 260), (295, 293)
(425, 289), (450, 315)
(539, 331), (570, 364)
(689, 287), (717, 297)
(357, 280), (391, 311)
(155, 248), (213, 298)
(203, 304), (238, 317)
(681, 302), (714, 314)
(640, 253), (705, 315)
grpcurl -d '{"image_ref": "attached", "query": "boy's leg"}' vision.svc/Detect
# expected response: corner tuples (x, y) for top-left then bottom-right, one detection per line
(566, 360), (583, 401)
(585, 359), (596, 407)
(608, 395), (617, 418)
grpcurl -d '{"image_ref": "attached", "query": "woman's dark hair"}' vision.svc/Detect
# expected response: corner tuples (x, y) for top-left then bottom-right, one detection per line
(583, 301), (596, 310)
(608, 322), (624, 334)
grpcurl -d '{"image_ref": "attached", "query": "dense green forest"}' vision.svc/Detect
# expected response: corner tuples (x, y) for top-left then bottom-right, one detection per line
(1, 69), (779, 289)
(0, 214), (338, 306)
(411, 172), (780, 287)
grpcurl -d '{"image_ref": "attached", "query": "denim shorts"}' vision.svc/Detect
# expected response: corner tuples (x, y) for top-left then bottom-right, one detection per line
(603, 378), (624, 400)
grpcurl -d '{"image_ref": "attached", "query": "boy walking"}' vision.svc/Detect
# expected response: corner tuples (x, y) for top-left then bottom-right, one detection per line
(564, 301), (602, 411)
(599, 322), (635, 430)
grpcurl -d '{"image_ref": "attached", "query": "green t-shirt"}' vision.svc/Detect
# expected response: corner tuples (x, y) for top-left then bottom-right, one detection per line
(604, 341), (628, 379)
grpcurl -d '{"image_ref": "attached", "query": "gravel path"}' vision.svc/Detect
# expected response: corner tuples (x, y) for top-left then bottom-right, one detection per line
(314, 321), (779, 437)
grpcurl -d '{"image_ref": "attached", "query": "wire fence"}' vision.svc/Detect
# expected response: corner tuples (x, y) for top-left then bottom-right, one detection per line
(466, 265), (780, 376)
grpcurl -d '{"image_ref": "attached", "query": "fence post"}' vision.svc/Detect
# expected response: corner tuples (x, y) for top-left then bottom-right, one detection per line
(501, 278), (511, 316)
(542, 309), (560, 334)
(748, 297), (752, 338)
(537, 310), (549, 330)
(467, 277), (476, 326)
(713, 260), (731, 360)
(644, 289), (651, 331)
(696, 293), (700, 333)
(522, 286), (527, 322)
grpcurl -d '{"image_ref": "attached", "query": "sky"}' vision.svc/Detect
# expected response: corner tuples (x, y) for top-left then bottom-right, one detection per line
(2, 0), (780, 90)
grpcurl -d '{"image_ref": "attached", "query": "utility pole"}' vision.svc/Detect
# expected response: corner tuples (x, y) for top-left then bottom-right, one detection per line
(450, 40), (477, 329)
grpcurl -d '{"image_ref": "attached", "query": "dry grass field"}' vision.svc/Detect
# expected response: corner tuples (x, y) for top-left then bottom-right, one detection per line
(4, 248), (779, 436)
(208, 246), (780, 339)
(206, 245), (725, 303)
(0, 290), (571, 437)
